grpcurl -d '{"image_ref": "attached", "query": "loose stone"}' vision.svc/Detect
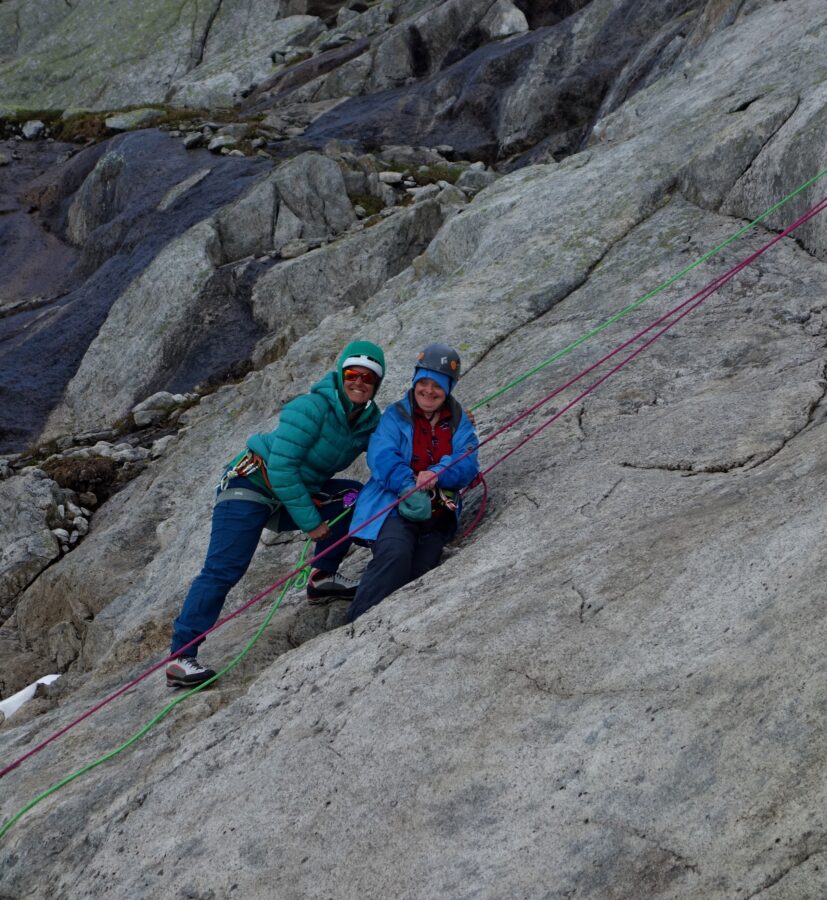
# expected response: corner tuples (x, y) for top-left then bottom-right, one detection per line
(21, 120), (46, 140)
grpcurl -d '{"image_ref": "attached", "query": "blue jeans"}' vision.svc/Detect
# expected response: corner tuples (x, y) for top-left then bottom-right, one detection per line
(345, 514), (456, 623)
(170, 477), (361, 657)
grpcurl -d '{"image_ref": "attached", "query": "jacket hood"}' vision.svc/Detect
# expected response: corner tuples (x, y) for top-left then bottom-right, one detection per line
(335, 339), (385, 413)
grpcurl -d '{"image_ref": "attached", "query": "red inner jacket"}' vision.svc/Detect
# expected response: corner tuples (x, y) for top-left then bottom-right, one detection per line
(411, 404), (454, 520)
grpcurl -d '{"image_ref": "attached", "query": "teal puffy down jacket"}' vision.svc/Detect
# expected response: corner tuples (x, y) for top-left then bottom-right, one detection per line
(246, 372), (380, 532)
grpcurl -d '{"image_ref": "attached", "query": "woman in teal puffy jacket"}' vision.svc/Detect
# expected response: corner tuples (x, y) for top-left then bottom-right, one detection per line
(167, 340), (385, 688)
(346, 343), (479, 622)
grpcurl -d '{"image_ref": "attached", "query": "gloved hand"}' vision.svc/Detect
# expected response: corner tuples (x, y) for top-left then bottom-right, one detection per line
(398, 488), (432, 522)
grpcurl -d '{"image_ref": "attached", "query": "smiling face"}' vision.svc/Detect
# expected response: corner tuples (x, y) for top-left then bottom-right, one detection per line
(414, 377), (447, 415)
(342, 365), (377, 405)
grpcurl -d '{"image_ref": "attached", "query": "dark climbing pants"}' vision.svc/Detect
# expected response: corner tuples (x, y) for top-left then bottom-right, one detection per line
(170, 477), (360, 657)
(346, 514), (456, 623)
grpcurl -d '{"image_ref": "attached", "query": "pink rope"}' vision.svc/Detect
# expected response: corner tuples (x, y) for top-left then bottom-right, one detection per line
(479, 194), (827, 478)
(3, 193), (825, 782)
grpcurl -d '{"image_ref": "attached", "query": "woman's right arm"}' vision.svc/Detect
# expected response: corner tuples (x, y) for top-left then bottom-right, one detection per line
(264, 397), (325, 533)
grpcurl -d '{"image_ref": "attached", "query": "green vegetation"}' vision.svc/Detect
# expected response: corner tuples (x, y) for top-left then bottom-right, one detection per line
(383, 159), (466, 186)
(0, 104), (249, 145)
(348, 192), (384, 217)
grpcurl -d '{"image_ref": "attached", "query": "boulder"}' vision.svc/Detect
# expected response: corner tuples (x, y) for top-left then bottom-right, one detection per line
(455, 166), (497, 193)
(103, 108), (165, 131)
(480, 0), (529, 38)
(131, 391), (186, 427)
(21, 119), (46, 140)
(0, 472), (63, 614)
(251, 198), (444, 364)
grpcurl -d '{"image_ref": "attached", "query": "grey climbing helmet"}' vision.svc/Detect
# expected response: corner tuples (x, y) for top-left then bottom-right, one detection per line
(414, 343), (461, 386)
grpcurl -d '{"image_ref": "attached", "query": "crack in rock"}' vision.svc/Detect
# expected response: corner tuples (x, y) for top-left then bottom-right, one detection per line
(588, 817), (701, 874)
(463, 196), (673, 384)
(716, 94), (802, 213)
(746, 833), (827, 898)
(619, 368), (827, 476)
(191, 0), (224, 71)
(513, 490), (539, 509)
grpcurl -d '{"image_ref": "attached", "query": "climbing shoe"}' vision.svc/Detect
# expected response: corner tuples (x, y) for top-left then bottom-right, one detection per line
(306, 569), (359, 604)
(166, 656), (216, 688)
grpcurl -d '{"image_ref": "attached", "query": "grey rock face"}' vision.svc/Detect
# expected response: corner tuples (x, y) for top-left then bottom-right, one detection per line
(44, 152), (375, 432)
(170, 14), (328, 107)
(250, 198), (444, 364)
(279, 0), (706, 163)
(0, 473), (62, 612)
(0, 0), (327, 111)
(3, 3), (827, 900)
(273, 151), (356, 238)
(1, 130), (269, 450)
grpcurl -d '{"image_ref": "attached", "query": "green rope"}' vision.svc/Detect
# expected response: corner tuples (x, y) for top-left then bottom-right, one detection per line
(0, 516), (335, 840)
(1, 503), (360, 839)
(290, 505), (352, 591)
(469, 167), (827, 411)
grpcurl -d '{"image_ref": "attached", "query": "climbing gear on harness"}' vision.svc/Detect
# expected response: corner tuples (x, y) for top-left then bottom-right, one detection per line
(215, 486), (281, 511)
(165, 656), (216, 689)
(306, 569), (360, 603)
(415, 343), (461, 386)
(433, 486), (458, 512)
(218, 450), (272, 493)
(312, 487), (360, 508)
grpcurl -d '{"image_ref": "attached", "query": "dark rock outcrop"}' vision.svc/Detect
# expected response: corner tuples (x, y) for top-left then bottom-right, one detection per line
(0, 131), (268, 453)
(256, 0), (704, 164)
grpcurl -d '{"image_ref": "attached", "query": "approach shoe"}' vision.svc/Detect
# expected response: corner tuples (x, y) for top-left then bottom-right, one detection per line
(307, 569), (359, 604)
(166, 656), (216, 688)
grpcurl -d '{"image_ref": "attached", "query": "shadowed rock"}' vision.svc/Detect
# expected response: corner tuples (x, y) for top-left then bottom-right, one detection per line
(283, 0), (704, 164)
(0, 130), (269, 453)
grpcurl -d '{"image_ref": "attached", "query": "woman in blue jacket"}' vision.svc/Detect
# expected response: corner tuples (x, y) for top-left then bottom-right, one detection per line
(346, 343), (479, 622)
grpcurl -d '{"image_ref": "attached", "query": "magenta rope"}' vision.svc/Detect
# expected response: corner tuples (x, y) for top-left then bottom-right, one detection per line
(3, 193), (825, 782)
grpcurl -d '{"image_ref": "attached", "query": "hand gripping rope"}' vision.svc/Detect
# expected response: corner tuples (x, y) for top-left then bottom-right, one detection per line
(2, 186), (826, 841)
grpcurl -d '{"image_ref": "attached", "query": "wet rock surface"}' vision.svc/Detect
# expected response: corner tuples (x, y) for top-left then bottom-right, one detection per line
(0, 130), (268, 453)
(258, 0), (704, 164)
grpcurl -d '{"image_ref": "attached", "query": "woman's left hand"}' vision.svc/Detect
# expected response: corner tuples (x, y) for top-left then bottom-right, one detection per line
(415, 470), (437, 491)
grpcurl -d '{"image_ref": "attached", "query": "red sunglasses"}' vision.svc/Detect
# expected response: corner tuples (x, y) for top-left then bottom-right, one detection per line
(343, 368), (379, 386)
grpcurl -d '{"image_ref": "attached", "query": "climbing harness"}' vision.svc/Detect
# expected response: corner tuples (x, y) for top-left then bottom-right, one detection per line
(3, 182), (827, 840)
(218, 450), (272, 492)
